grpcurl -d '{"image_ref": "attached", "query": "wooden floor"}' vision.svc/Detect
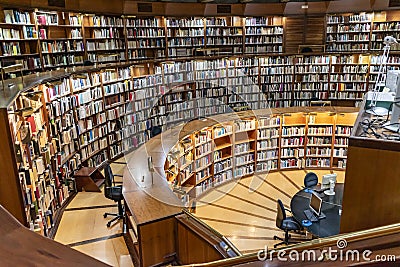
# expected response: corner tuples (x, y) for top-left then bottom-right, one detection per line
(54, 159), (134, 267)
(195, 169), (346, 254)
(55, 161), (345, 265)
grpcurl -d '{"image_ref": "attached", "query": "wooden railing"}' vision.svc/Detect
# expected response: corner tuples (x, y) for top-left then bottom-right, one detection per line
(182, 209), (242, 258)
(181, 223), (400, 266)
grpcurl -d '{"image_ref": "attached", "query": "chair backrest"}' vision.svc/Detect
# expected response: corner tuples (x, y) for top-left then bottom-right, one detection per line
(103, 163), (114, 198)
(150, 126), (162, 138)
(276, 199), (287, 229)
(304, 172), (318, 188)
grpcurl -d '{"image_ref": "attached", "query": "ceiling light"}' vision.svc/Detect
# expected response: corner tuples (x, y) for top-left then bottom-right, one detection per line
(301, 4), (309, 9)
(201, 0), (214, 3)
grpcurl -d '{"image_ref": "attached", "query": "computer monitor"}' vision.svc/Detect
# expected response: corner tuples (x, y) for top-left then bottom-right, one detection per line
(384, 70), (400, 132)
(309, 192), (323, 216)
(321, 173), (337, 190)
(386, 70), (400, 93)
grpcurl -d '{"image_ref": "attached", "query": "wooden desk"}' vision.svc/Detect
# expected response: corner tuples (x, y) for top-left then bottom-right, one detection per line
(74, 167), (105, 192)
(123, 128), (184, 267)
(341, 106), (400, 233)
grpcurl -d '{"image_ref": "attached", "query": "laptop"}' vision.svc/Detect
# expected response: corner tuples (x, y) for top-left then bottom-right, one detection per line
(304, 191), (326, 222)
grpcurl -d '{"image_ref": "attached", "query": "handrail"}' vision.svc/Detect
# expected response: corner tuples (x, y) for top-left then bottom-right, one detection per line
(0, 51), (393, 92)
(182, 222), (400, 267)
(182, 209), (242, 257)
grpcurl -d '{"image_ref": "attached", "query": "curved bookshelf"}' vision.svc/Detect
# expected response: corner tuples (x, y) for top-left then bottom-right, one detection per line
(164, 109), (358, 204)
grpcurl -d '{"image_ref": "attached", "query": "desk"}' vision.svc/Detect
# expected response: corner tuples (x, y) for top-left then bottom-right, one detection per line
(74, 167), (105, 192)
(290, 184), (344, 238)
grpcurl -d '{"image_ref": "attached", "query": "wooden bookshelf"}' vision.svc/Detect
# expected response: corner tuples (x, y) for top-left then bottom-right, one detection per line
(4, 6), (400, 78)
(83, 14), (125, 64)
(163, 108), (358, 204)
(305, 112), (335, 168)
(36, 10), (85, 69)
(166, 17), (204, 58)
(205, 16), (243, 55)
(329, 54), (369, 107)
(280, 112), (306, 169)
(126, 16), (166, 60)
(7, 81), (73, 236)
(256, 115), (280, 172)
(244, 16), (284, 54)
(0, 8), (41, 73)
(259, 55), (294, 108)
(292, 55), (330, 106)
(326, 12), (373, 53)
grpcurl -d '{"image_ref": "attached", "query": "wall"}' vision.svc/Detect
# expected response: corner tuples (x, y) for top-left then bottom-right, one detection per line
(0, 0), (397, 15)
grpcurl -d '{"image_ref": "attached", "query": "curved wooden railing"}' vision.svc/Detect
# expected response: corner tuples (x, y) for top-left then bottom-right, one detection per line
(182, 223), (400, 266)
(182, 209), (242, 258)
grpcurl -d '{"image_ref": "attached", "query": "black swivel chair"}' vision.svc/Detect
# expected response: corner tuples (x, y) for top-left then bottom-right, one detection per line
(150, 125), (162, 138)
(304, 172), (318, 189)
(273, 199), (303, 248)
(103, 163), (124, 227)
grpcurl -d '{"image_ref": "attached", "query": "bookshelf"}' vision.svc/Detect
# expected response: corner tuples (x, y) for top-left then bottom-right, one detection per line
(83, 14), (125, 64)
(0, 8), (41, 74)
(329, 54), (369, 106)
(36, 10), (85, 69)
(332, 112), (358, 169)
(166, 135), (195, 195)
(233, 118), (256, 178)
(259, 55), (294, 108)
(280, 113), (306, 169)
(371, 11), (400, 52)
(163, 109), (358, 203)
(2, 65), (150, 237)
(244, 16), (284, 54)
(293, 55), (330, 107)
(305, 112), (334, 168)
(205, 16), (243, 55)
(194, 58), (230, 116)
(326, 12), (373, 53)
(256, 115), (280, 173)
(126, 17), (166, 60)
(233, 57), (262, 111)
(368, 54), (400, 92)
(7, 81), (74, 237)
(4, 7), (400, 82)
(166, 17), (204, 58)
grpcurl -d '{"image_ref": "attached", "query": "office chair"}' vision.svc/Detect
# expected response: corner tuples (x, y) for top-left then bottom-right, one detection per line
(304, 172), (318, 189)
(150, 126), (162, 138)
(103, 163), (124, 227)
(273, 199), (303, 248)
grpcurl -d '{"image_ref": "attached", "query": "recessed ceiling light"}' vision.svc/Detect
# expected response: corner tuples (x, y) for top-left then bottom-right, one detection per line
(301, 4), (309, 9)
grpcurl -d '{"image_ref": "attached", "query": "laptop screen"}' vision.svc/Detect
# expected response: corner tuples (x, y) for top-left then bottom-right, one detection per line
(309, 192), (322, 216)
